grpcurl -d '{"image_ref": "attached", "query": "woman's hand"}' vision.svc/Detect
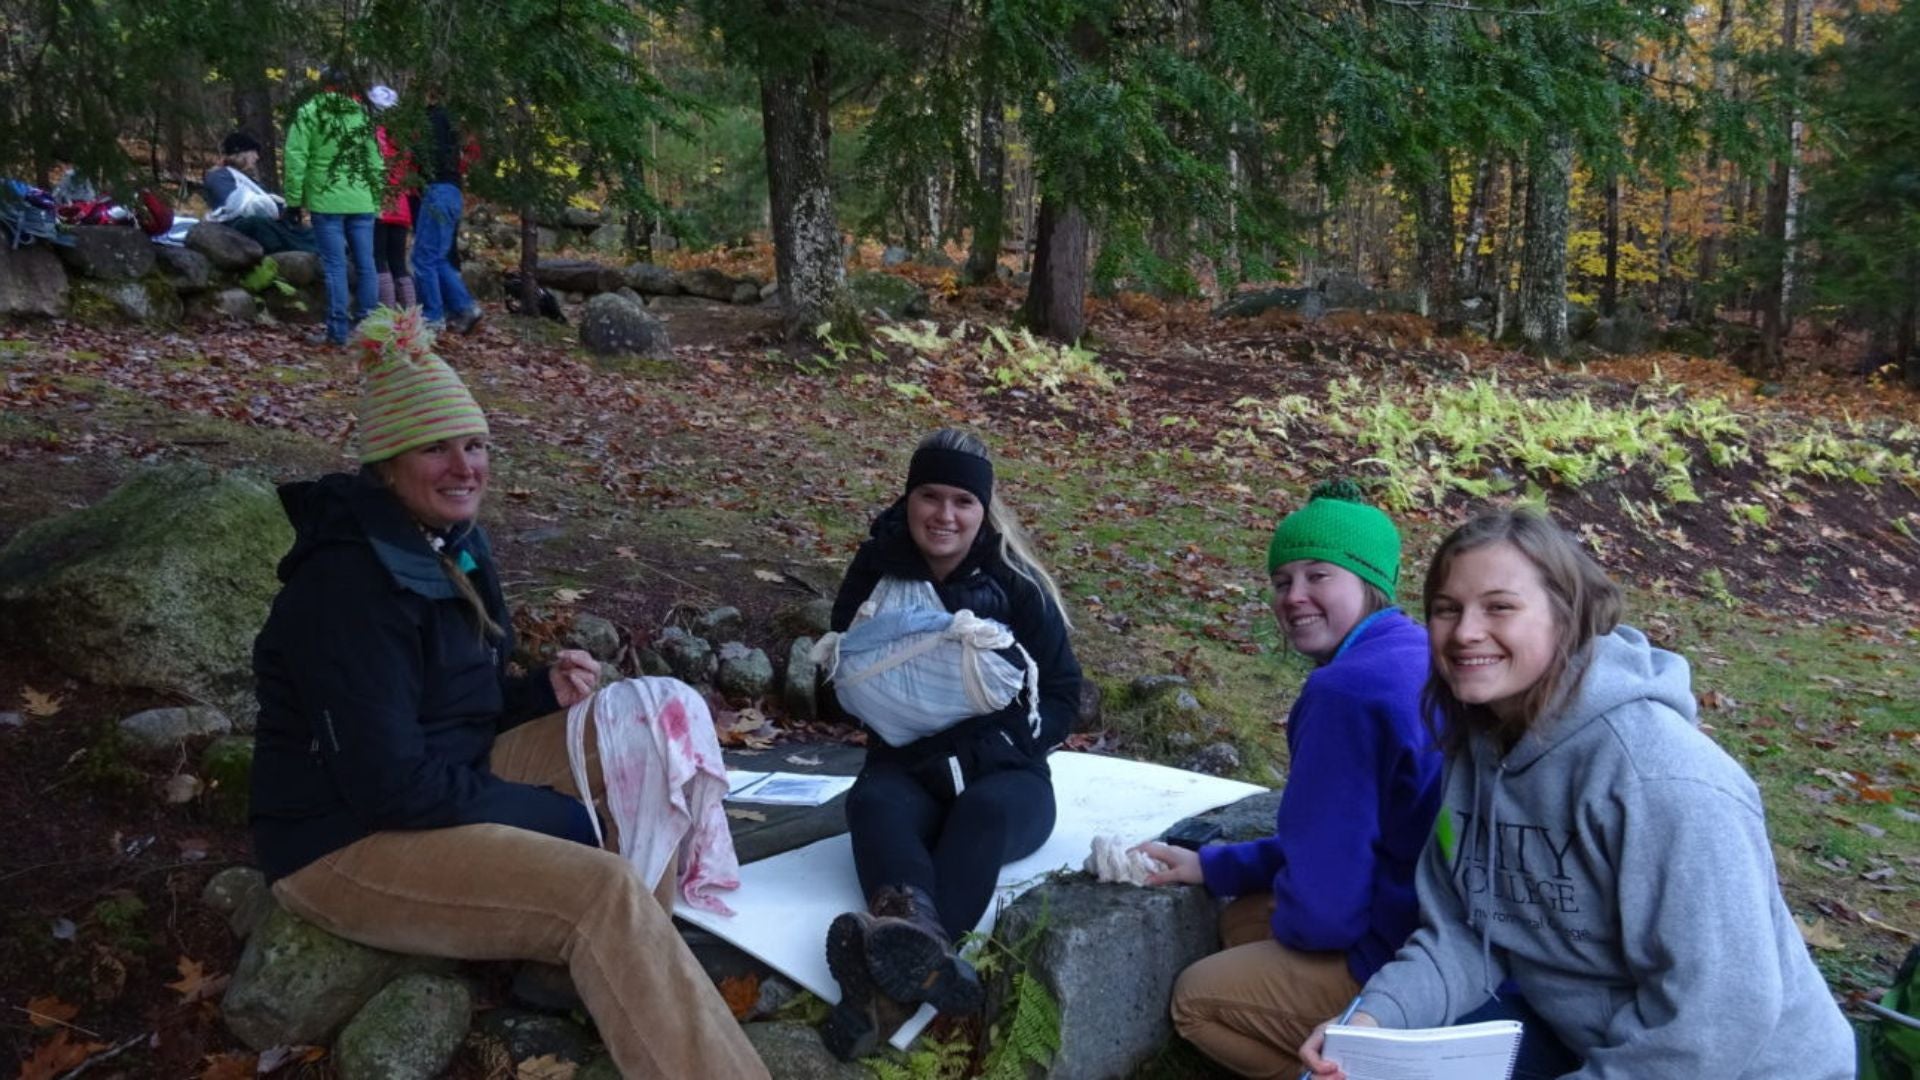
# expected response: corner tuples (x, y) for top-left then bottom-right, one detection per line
(1133, 841), (1203, 886)
(549, 649), (600, 707)
(1298, 1010), (1379, 1078)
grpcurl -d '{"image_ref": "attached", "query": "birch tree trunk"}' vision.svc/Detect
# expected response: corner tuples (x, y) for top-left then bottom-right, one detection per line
(1692, 0), (1736, 327)
(761, 50), (849, 339)
(1756, 0), (1801, 372)
(1518, 134), (1574, 357)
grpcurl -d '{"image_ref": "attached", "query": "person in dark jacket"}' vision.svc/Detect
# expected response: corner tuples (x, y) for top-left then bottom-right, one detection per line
(1135, 480), (1443, 1079)
(250, 308), (768, 1079)
(819, 428), (1082, 1060)
(409, 91), (482, 333)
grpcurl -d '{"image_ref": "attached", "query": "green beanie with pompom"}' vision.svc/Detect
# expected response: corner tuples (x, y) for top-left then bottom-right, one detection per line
(1265, 478), (1401, 598)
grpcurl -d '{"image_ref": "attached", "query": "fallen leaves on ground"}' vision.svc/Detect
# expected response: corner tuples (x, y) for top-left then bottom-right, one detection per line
(20, 686), (63, 717)
(165, 955), (228, 1003)
(719, 973), (760, 1019)
(197, 1051), (258, 1080)
(725, 807), (767, 822)
(516, 1054), (580, 1080)
(163, 773), (204, 804)
(23, 994), (78, 1028)
(18, 1029), (109, 1080)
(1797, 915), (1845, 950)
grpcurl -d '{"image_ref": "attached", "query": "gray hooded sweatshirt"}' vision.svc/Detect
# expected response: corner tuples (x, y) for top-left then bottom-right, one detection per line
(1361, 626), (1853, 1078)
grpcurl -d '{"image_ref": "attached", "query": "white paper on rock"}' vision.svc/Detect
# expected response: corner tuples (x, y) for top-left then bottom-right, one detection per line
(674, 751), (1263, 1050)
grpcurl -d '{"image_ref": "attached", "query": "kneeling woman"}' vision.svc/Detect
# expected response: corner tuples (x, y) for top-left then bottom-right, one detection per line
(1301, 508), (1853, 1079)
(821, 429), (1082, 1059)
(1137, 480), (1442, 1079)
(249, 311), (766, 1078)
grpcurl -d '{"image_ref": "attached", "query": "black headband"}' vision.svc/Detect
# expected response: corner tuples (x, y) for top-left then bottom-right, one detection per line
(222, 132), (262, 156)
(905, 447), (993, 508)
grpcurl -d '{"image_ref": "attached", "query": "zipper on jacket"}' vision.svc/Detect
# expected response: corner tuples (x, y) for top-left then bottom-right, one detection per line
(320, 709), (342, 753)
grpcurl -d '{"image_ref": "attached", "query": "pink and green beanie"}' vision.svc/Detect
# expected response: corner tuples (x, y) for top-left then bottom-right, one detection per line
(1266, 478), (1401, 598)
(353, 306), (489, 463)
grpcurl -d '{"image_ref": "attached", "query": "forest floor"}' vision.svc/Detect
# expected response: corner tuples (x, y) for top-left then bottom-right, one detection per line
(3, 261), (1918, 1078)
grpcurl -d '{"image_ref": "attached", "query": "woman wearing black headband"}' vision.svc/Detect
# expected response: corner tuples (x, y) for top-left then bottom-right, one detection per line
(819, 428), (1082, 1059)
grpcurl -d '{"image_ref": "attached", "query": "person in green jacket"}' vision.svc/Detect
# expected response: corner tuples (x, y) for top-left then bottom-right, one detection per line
(283, 66), (383, 346)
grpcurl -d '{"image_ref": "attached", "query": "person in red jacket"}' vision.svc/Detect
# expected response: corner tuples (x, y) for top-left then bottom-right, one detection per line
(368, 85), (416, 310)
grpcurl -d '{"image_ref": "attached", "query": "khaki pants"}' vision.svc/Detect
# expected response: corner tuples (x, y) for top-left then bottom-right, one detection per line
(273, 711), (768, 1079)
(1171, 894), (1361, 1079)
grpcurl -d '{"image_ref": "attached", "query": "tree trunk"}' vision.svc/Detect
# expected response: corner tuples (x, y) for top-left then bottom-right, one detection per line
(1692, 0), (1736, 327)
(1656, 185), (1675, 316)
(1494, 158), (1524, 341)
(963, 81), (1006, 286)
(1411, 159), (1455, 322)
(761, 50), (846, 338)
(1756, 0), (1801, 374)
(1456, 155), (1497, 295)
(1601, 168), (1621, 316)
(1902, 254), (1920, 388)
(1021, 195), (1089, 342)
(1780, 0), (1814, 333)
(519, 210), (541, 313)
(232, 76), (279, 193)
(1518, 134), (1574, 358)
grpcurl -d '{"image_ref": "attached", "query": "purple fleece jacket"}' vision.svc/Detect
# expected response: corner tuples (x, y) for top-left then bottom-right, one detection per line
(1197, 609), (1441, 983)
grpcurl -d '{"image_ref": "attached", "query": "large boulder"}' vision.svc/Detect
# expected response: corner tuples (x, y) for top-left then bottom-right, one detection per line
(657, 627), (715, 685)
(587, 224), (625, 256)
(991, 878), (1217, 1080)
(535, 258), (622, 295)
(740, 1021), (870, 1080)
(1319, 271), (1374, 309)
(676, 266), (746, 303)
(715, 644), (775, 700)
(189, 288), (259, 323)
(1171, 789), (1281, 843)
(579, 291), (671, 361)
(0, 465), (290, 724)
(0, 244), (71, 317)
(155, 246), (213, 293)
(55, 225), (155, 281)
(272, 250), (321, 287)
(784, 637), (818, 722)
(71, 279), (182, 325)
(202, 867), (272, 939)
(221, 905), (414, 1050)
(186, 222), (265, 272)
(462, 261), (503, 302)
(333, 973), (472, 1080)
(560, 207), (605, 230)
(621, 262), (681, 297)
(1213, 287), (1326, 321)
(119, 705), (231, 748)
(847, 270), (929, 320)
(1588, 305), (1654, 355)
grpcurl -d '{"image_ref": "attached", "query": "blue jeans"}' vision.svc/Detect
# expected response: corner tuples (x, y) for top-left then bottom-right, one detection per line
(1457, 995), (1583, 1079)
(411, 182), (475, 324)
(311, 212), (377, 344)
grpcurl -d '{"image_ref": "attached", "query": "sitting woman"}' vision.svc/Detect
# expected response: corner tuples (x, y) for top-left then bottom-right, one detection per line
(1301, 508), (1853, 1079)
(820, 429), (1082, 1060)
(203, 131), (316, 254)
(249, 310), (765, 1078)
(1135, 480), (1442, 1079)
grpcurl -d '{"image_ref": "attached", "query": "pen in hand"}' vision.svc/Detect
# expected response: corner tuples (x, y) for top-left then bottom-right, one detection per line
(1299, 995), (1364, 1080)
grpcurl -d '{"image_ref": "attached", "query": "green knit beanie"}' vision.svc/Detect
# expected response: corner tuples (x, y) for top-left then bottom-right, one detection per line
(1265, 478), (1401, 598)
(353, 306), (489, 463)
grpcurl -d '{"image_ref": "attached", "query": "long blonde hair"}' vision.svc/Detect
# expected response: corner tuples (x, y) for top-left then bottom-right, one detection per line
(916, 428), (1074, 631)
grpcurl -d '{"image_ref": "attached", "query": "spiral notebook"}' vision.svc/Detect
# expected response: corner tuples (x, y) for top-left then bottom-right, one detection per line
(1321, 1019), (1523, 1080)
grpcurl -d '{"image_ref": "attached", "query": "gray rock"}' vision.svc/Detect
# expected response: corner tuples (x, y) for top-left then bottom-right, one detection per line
(202, 866), (272, 938)
(196, 288), (258, 321)
(462, 262), (503, 303)
(509, 961), (582, 1013)
(649, 232), (678, 253)
(155, 246), (212, 293)
(772, 598), (833, 641)
(560, 207), (605, 230)
(587, 224), (625, 255)
(1075, 680), (1103, 733)
(635, 647), (671, 677)
(221, 905), (412, 1050)
(741, 1021), (871, 1079)
(202, 735), (255, 825)
(1319, 270), (1374, 309)
(621, 261), (681, 296)
(658, 627), (715, 685)
(1178, 741), (1242, 778)
(488, 222), (521, 250)
(479, 1008), (593, 1069)
(716, 643), (775, 700)
(784, 637), (819, 722)
(0, 465), (290, 724)
(119, 705), (231, 747)
(1172, 789), (1281, 844)
(577, 1055), (621, 1080)
(186, 222), (265, 271)
(73, 280), (182, 325)
(0, 711), (23, 729)
(1011, 271), (1030, 287)
(1565, 301), (1599, 341)
(579, 292), (671, 360)
(0, 244), (70, 317)
(54, 225), (155, 281)
(334, 973), (471, 1080)
(563, 613), (621, 662)
(1212, 287), (1322, 320)
(535, 258), (622, 295)
(881, 245), (911, 267)
(847, 270), (929, 319)
(759, 281), (779, 301)
(272, 250), (321, 287)
(694, 606), (745, 641)
(676, 266), (743, 302)
(992, 878), (1217, 1080)
(1129, 674), (1191, 702)
(1589, 306), (1654, 355)
(535, 226), (561, 252)
(730, 280), (763, 305)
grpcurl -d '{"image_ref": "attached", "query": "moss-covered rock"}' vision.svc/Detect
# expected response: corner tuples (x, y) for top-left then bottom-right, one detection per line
(201, 736), (255, 825)
(334, 973), (472, 1080)
(221, 905), (412, 1050)
(0, 464), (291, 726)
(847, 270), (929, 320)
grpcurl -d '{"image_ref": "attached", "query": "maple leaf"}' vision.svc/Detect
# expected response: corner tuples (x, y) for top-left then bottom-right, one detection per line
(24, 994), (78, 1028)
(20, 686), (63, 717)
(166, 955), (228, 1003)
(516, 1054), (579, 1080)
(718, 973), (760, 1019)
(1796, 915), (1844, 951)
(18, 1030), (108, 1080)
(552, 587), (591, 605)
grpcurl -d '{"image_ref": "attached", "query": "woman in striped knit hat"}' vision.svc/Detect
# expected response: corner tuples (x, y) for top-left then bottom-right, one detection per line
(248, 309), (768, 1078)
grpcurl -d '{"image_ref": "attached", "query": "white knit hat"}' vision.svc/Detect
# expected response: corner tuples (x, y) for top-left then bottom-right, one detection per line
(368, 85), (399, 111)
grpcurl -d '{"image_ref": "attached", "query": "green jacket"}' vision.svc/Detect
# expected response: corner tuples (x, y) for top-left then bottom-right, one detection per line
(283, 91), (381, 214)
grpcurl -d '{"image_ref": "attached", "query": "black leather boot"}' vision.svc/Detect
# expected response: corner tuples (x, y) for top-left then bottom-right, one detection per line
(864, 884), (984, 1014)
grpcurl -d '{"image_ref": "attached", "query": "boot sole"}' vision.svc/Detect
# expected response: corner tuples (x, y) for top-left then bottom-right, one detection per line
(822, 912), (879, 1061)
(865, 921), (984, 1014)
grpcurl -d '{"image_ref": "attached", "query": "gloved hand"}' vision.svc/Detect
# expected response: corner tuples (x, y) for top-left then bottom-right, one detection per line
(282, 206), (304, 226)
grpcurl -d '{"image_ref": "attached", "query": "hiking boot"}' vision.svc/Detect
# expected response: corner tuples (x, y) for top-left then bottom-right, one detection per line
(821, 902), (918, 1061)
(451, 306), (484, 335)
(864, 885), (983, 1015)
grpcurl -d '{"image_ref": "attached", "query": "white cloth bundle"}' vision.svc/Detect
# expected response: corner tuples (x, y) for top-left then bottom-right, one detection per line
(812, 577), (1040, 749)
(1083, 835), (1166, 886)
(207, 167), (286, 223)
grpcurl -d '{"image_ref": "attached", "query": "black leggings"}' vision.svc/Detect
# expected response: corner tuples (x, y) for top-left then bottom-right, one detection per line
(845, 761), (1055, 940)
(372, 221), (411, 276)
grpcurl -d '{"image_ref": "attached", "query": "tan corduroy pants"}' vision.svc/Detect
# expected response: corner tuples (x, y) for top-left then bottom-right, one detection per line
(273, 711), (769, 1079)
(1170, 894), (1362, 1079)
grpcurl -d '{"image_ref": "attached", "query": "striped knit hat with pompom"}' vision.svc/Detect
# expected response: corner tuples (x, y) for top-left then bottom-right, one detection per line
(1265, 478), (1401, 598)
(354, 306), (489, 463)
